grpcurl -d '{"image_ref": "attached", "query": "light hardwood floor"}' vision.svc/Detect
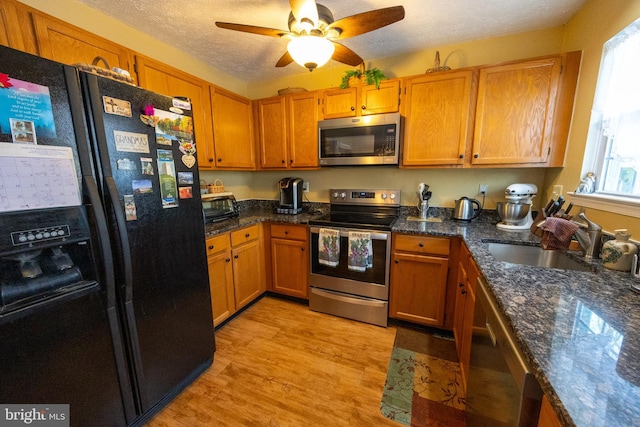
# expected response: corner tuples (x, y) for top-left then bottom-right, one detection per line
(146, 296), (401, 426)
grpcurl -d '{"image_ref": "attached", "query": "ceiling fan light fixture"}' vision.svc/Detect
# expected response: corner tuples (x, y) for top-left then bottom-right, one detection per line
(287, 35), (335, 71)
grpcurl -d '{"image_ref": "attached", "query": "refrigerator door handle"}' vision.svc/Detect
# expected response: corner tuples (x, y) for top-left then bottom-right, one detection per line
(105, 176), (134, 303)
(104, 175), (149, 409)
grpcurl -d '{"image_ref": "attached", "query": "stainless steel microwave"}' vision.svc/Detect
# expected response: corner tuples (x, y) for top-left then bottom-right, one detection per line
(318, 113), (401, 166)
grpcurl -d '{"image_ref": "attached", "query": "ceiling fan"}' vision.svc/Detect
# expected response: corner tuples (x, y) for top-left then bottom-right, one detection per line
(215, 0), (405, 71)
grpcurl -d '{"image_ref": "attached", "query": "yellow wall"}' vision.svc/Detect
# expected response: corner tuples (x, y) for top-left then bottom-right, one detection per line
(546, 0), (640, 236)
(248, 27), (565, 99)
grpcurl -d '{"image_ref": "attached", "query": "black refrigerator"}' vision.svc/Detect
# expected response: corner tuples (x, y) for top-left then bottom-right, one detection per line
(0, 45), (215, 426)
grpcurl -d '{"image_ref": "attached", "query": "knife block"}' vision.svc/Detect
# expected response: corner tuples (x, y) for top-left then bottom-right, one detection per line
(530, 210), (546, 237)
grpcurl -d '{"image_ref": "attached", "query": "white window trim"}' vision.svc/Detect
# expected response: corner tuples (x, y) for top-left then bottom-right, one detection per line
(567, 192), (640, 219)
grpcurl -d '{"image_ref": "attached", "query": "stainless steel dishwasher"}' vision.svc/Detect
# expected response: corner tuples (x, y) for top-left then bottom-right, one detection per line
(465, 277), (543, 427)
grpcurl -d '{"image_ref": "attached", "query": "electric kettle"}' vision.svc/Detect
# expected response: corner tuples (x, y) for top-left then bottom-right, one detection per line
(453, 197), (481, 221)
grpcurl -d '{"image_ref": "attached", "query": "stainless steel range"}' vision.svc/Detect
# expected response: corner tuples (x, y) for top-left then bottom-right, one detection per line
(308, 189), (400, 327)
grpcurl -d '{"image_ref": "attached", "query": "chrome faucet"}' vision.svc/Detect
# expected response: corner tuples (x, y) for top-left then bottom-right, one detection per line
(574, 212), (602, 259)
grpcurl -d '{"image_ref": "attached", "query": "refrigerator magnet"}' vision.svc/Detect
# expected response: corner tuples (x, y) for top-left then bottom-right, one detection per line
(140, 157), (154, 174)
(132, 179), (153, 194)
(103, 96), (132, 117)
(177, 172), (193, 185)
(179, 187), (193, 199)
(178, 139), (196, 168)
(114, 130), (150, 153)
(124, 195), (137, 221)
(157, 149), (179, 209)
(117, 158), (137, 170)
(172, 98), (191, 111)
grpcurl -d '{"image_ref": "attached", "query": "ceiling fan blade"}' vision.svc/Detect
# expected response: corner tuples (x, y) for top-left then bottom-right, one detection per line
(215, 22), (289, 38)
(331, 42), (364, 66)
(289, 0), (318, 26)
(327, 6), (405, 39)
(276, 51), (294, 68)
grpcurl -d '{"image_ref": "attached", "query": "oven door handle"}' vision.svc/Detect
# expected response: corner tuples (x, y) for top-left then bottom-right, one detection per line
(310, 288), (388, 308)
(309, 226), (389, 241)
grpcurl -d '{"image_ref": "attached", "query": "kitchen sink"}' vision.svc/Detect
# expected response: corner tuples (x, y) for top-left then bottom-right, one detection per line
(486, 242), (592, 272)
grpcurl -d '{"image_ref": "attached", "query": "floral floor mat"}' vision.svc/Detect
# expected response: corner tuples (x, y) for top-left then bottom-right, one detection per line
(380, 326), (466, 427)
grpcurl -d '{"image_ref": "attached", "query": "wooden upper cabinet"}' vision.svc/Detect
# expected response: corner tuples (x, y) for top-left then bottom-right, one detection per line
(0, 0), (28, 51)
(288, 91), (319, 168)
(361, 79), (401, 115)
(256, 91), (319, 170)
(471, 57), (561, 165)
(32, 13), (134, 75)
(210, 85), (255, 169)
(322, 86), (358, 118)
(402, 70), (476, 167)
(135, 55), (215, 169)
(320, 79), (400, 119)
(256, 96), (288, 169)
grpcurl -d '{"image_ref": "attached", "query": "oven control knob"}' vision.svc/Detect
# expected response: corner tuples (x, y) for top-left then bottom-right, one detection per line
(333, 192), (339, 199)
(340, 192), (346, 199)
(390, 193), (396, 200)
(381, 193), (387, 199)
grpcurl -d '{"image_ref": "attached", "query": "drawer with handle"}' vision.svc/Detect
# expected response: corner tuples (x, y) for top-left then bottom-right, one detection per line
(205, 233), (230, 257)
(394, 234), (450, 256)
(231, 224), (260, 246)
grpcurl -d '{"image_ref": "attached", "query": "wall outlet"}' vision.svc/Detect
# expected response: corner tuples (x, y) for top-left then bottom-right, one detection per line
(479, 184), (488, 195)
(302, 182), (309, 193)
(553, 184), (563, 197)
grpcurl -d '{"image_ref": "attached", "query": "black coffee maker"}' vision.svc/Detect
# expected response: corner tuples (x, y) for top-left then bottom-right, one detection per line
(278, 177), (304, 214)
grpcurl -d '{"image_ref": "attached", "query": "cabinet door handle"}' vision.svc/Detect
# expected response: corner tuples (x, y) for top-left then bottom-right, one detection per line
(473, 154), (479, 158)
(208, 245), (214, 250)
(301, 247), (305, 251)
(459, 154), (464, 159)
(281, 159), (285, 164)
(461, 290), (467, 295)
(459, 282), (464, 287)
(350, 106), (355, 111)
(394, 259), (399, 264)
(234, 255), (239, 259)
(418, 243), (424, 247)
(361, 105), (366, 110)
(226, 258), (231, 262)
(245, 233), (250, 238)
(208, 158), (214, 162)
(218, 157), (223, 162)
(285, 230), (289, 234)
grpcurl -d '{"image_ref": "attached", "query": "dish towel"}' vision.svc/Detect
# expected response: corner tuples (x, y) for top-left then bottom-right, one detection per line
(318, 228), (340, 267)
(348, 231), (373, 272)
(540, 217), (579, 249)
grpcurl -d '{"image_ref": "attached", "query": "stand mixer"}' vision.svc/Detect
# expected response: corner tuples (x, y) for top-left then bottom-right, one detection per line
(496, 183), (538, 230)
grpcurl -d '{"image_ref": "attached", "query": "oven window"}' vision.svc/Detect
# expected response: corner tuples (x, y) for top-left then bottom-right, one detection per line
(310, 233), (388, 285)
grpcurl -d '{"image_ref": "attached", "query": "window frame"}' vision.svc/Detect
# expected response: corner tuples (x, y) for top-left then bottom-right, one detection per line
(574, 17), (640, 219)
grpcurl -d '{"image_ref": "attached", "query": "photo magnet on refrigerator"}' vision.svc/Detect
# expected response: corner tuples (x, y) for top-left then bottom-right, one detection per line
(124, 194), (137, 221)
(179, 139), (196, 168)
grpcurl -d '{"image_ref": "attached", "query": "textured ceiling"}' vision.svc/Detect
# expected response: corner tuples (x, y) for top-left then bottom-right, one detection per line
(76, 0), (587, 83)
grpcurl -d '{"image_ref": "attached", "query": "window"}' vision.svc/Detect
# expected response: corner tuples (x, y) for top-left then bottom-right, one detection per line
(576, 18), (640, 217)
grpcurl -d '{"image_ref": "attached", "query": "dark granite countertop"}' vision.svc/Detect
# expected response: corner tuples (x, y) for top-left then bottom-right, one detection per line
(204, 202), (640, 427)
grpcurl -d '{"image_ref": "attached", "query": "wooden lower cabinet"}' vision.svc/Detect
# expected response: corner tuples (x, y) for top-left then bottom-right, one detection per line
(389, 234), (451, 327)
(206, 233), (234, 327)
(206, 224), (265, 327)
(453, 241), (479, 392)
(538, 395), (563, 427)
(269, 224), (309, 298)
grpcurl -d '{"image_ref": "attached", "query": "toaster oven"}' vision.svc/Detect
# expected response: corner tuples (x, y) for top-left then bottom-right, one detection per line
(202, 192), (238, 223)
